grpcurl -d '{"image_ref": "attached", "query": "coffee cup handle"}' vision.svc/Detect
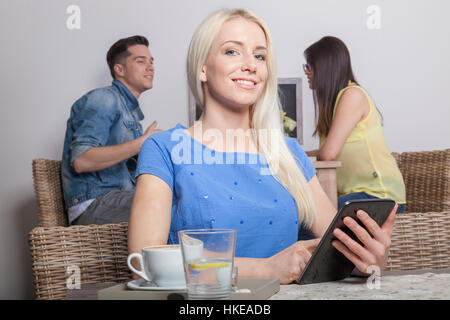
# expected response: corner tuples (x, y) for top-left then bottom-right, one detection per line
(127, 253), (150, 281)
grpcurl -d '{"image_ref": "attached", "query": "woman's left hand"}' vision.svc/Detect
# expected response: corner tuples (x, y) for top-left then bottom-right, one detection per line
(331, 204), (397, 274)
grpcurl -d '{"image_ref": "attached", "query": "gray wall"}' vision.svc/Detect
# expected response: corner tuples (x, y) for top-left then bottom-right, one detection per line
(1, 0), (449, 299)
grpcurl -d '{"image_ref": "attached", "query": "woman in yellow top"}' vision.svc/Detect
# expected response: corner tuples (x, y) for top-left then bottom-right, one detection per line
(303, 36), (406, 213)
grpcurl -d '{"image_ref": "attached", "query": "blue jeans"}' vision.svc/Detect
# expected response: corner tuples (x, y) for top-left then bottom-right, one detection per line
(338, 192), (405, 213)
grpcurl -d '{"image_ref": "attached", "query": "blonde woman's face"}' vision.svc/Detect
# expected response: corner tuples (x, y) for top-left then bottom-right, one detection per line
(200, 18), (268, 110)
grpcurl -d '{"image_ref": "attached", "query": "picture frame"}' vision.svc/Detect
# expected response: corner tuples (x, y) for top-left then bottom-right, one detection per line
(278, 77), (303, 144)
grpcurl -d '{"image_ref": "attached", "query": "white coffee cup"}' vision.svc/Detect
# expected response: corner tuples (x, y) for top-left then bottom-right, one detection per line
(127, 244), (185, 287)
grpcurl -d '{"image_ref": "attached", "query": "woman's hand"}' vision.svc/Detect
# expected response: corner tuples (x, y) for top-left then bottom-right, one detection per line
(331, 204), (397, 274)
(264, 238), (320, 284)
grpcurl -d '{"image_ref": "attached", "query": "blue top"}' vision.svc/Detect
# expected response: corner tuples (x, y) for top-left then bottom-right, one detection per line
(136, 124), (316, 258)
(61, 80), (144, 209)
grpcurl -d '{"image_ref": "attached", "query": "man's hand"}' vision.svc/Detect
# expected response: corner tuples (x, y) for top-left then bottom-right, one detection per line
(142, 121), (163, 141)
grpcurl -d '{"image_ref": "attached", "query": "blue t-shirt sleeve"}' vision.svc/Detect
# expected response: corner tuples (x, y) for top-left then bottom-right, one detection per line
(285, 138), (316, 182)
(136, 135), (175, 190)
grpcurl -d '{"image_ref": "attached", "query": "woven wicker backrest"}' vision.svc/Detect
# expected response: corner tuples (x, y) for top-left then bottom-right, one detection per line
(32, 159), (68, 227)
(387, 211), (450, 271)
(29, 223), (131, 300)
(397, 149), (450, 213)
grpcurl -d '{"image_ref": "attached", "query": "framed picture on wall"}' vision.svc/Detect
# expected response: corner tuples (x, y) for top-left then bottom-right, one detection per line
(188, 77), (303, 144)
(278, 77), (303, 144)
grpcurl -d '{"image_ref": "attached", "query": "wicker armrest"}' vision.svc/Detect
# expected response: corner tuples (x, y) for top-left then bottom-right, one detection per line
(387, 211), (450, 271)
(28, 223), (131, 300)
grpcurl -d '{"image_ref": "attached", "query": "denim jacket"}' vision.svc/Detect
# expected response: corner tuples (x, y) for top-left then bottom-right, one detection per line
(61, 80), (144, 209)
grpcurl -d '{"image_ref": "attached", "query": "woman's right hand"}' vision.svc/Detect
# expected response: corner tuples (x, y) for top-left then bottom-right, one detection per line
(264, 238), (320, 284)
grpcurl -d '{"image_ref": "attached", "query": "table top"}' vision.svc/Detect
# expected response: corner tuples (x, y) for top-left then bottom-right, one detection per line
(270, 268), (450, 300)
(311, 160), (341, 169)
(66, 268), (450, 300)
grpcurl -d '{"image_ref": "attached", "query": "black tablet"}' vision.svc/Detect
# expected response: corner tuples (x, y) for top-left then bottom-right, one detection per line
(298, 198), (396, 285)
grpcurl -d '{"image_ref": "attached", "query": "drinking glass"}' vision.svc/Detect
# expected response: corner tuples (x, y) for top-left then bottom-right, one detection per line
(178, 229), (237, 300)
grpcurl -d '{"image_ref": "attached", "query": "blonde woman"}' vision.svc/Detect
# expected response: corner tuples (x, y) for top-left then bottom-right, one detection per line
(128, 9), (397, 284)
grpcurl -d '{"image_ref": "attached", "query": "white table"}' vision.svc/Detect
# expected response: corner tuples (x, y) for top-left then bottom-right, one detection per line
(270, 268), (450, 300)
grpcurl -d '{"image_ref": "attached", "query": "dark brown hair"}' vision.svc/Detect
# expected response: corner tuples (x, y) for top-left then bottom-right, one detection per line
(106, 35), (149, 79)
(304, 36), (358, 137)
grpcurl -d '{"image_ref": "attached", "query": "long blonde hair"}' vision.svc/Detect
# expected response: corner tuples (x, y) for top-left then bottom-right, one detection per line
(187, 8), (316, 227)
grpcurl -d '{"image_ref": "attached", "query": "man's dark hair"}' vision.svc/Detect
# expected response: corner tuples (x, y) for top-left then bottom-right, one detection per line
(106, 35), (149, 79)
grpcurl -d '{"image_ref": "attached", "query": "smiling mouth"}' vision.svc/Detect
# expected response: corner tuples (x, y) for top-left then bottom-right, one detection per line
(235, 79), (255, 85)
(233, 79), (258, 90)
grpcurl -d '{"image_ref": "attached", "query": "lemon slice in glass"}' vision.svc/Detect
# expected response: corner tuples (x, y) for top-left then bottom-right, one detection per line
(190, 261), (230, 271)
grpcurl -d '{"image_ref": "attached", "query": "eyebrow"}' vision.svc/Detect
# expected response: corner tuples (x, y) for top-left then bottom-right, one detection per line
(220, 40), (267, 51)
(134, 56), (154, 62)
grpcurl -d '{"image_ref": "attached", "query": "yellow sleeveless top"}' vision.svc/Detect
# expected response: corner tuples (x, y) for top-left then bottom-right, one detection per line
(319, 82), (406, 204)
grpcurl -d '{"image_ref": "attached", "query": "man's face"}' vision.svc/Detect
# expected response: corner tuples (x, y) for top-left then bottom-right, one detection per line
(114, 44), (154, 98)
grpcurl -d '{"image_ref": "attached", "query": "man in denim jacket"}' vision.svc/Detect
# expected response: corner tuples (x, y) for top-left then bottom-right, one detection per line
(61, 35), (161, 225)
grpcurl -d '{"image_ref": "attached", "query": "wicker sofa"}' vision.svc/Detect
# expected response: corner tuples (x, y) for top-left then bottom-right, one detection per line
(28, 149), (450, 299)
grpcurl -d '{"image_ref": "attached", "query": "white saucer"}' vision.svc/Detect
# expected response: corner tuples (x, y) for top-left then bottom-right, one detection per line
(127, 279), (187, 291)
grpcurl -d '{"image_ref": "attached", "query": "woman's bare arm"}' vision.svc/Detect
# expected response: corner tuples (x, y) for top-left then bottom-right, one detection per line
(308, 175), (337, 237)
(128, 174), (173, 255)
